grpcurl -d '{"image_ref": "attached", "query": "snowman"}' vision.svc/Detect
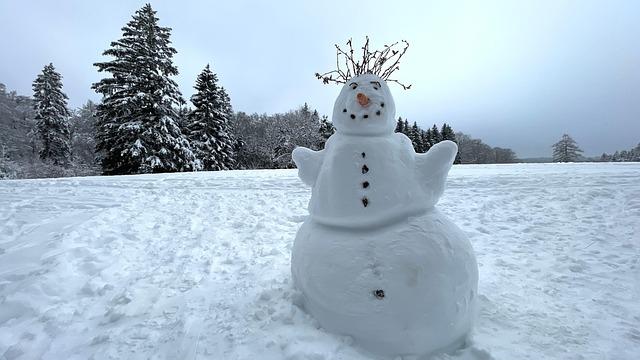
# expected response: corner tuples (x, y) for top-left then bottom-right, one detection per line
(291, 41), (478, 358)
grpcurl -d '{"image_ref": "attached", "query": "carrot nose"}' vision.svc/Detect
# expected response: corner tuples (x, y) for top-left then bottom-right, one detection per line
(357, 93), (370, 107)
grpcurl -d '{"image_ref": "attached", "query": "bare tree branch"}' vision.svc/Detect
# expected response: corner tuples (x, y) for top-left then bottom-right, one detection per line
(315, 37), (411, 90)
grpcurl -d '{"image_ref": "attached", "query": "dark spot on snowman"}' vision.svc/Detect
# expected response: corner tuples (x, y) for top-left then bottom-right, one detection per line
(350, 114), (356, 119)
(381, 103), (385, 107)
(361, 152), (366, 158)
(374, 289), (385, 299)
(376, 110), (381, 116)
(343, 108), (347, 112)
(362, 165), (369, 174)
(363, 114), (369, 119)
(362, 181), (369, 188)
(362, 197), (369, 207)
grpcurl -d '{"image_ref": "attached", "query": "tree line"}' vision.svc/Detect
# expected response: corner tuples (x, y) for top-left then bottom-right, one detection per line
(1, 3), (520, 179)
(598, 143), (640, 162)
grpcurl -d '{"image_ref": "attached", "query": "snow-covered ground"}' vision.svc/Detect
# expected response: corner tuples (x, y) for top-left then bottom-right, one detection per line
(0, 163), (638, 360)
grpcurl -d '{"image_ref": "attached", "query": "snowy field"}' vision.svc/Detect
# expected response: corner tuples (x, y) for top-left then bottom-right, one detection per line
(1, 163), (639, 360)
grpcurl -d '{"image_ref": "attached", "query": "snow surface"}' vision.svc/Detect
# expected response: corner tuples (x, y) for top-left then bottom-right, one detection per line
(1, 163), (639, 359)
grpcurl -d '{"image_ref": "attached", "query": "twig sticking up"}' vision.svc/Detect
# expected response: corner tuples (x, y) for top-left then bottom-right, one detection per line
(315, 37), (412, 90)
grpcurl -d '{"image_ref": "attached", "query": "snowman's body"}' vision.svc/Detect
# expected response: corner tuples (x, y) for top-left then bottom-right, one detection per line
(310, 132), (428, 228)
(292, 74), (478, 357)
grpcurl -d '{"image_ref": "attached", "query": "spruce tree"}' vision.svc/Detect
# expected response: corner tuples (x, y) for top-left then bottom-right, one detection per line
(32, 63), (71, 166)
(318, 115), (335, 148)
(552, 134), (583, 162)
(440, 123), (461, 163)
(92, 3), (194, 175)
(430, 124), (442, 144)
(441, 123), (455, 141)
(420, 130), (431, 153)
(186, 64), (235, 171)
(410, 121), (422, 152)
(395, 117), (404, 133)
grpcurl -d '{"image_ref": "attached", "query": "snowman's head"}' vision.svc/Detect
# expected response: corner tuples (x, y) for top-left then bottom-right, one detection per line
(332, 74), (396, 136)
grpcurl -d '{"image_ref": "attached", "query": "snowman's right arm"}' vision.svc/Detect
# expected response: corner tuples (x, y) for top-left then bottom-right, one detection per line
(292, 147), (325, 187)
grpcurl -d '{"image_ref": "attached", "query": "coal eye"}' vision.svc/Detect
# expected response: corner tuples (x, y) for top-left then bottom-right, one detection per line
(349, 82), (358, 90)
(371, 81), (381, 90)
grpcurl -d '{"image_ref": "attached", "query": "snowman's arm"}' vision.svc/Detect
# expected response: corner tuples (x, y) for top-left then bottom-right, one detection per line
(415, 140), (458, 201)
(292, 146), (325, 187)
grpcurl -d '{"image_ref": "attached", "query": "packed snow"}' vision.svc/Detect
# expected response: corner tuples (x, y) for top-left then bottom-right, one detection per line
(1, 163), (639, 359)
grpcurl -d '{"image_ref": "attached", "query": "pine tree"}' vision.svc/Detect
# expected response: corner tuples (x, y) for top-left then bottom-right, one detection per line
(430, 124), (442, 144)
(440, 123), (461, 163)
(318, 115), (335, 148)
(427, 124), (441, 146)
(186, 64), (235, 171)
(92, 3), (194, 175)
(420, 130), (431, 153)
(32, 63), (71, 166)
(410, 121), (422, 152)
(441, 123), (455, 141)
(403, 119), (410, 137)
(395, 117), (404, 133)
(552, 134), (583, 162)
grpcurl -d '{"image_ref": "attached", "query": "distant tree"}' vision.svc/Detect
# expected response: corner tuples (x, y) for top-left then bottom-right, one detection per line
(69, 100), (98, 166)
(598, 142), (640, 162)
(441, 123), (455, 141)
(552, 134), (583, 162)
(420, 130), (430, 153)
(230, 105), (323, 169)
(455, 132), (517, 164)
(0, 83), (35, 161)
(32, 63), (71, 166)
(92, 3), (195, 175)
(409, 121), (423, 152)
(493, 147), (518, 163)
(429, 124), (441, 146)
(395, 117), (404, 133)
(318, 115), (334, 148)
(186, 64), (235, 171)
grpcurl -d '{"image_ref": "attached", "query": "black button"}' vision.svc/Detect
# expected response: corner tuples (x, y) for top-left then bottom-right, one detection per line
(362, 165), (369, 174)
(362, 181), (369, 188)
(361, 152), (366, 158)
(362, 197), (369, 207)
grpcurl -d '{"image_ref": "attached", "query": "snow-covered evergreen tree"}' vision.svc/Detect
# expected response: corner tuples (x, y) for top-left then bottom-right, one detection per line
(440, 123), (461, 163)
(420, 130), (430, 153)
(318, 115), (335, 148)
(552, 134), (583, 162)
(395, 117), (404, 133)
(92, 3), (194, 175)
(410, 121), (423, 152)
(32, 63), (71, 166)
(69, 100), (98, 167)
(429, 124), (442, 145)
(186, 64), (235, 171)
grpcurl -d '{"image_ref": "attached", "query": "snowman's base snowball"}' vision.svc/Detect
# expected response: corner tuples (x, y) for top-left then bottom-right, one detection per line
(291, 209), (478, 357)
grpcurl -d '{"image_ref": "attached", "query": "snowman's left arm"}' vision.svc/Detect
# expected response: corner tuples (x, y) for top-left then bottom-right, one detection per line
(414, 140), (458, 204)
(292, 146), (325, 187)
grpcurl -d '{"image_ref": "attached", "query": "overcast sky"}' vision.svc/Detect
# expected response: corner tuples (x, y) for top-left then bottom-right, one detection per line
(1, 0), (639, 157)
